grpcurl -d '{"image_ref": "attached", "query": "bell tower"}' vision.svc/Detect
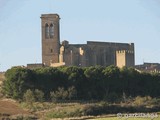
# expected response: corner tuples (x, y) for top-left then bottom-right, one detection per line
(41, 14), (60, 66)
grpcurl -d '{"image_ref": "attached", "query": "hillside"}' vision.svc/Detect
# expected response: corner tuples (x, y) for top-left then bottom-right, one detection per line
(0, 72), (5, 84)
(0, 73), (34, 119)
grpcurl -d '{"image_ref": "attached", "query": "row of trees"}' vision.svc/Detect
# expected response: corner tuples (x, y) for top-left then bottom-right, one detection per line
(2, 66), (160, 101)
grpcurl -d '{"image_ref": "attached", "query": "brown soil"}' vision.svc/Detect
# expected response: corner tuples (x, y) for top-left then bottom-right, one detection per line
(0, 99), (29, 115)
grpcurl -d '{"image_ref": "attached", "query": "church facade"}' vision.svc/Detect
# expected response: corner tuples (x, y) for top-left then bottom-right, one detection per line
(41, 14), (135, 68)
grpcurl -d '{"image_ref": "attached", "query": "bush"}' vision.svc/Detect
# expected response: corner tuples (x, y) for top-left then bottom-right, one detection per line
(34, 89), (44, 102)
(23, 89), (35, 104)
(23, 89), (44, 103)
(133, 96), (152, 106)
(67, 86), (77, 100)
(50, 86), (77, 102)
(50, 87), (68, 102)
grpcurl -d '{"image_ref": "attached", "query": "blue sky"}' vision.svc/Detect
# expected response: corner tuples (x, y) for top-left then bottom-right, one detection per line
(0, 0), (160, 71)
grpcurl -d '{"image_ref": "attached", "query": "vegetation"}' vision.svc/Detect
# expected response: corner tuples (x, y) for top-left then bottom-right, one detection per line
(2, 66), (160, 101)
(19, 96), (160, 119)
(23, 89), (44, 104)
(2, 65), (160, 118)
(90, 118), (160, 120)
(50, 86), (77, 102)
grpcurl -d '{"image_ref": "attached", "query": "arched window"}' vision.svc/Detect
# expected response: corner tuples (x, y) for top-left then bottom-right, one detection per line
(49, 24), (54, 38)
(45, 24), (49, 39)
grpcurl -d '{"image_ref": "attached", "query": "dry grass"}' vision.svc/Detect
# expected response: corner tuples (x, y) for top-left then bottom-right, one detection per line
(90, 117), (160, 120)
(0, 72), (5, 82)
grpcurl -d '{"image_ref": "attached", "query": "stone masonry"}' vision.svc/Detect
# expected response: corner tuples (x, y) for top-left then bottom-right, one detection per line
(41, 14), (135, 68)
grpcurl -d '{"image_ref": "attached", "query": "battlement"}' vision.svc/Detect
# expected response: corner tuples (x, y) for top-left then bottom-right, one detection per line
(41, 14), (60, 19)
(116, 50), (134, 54)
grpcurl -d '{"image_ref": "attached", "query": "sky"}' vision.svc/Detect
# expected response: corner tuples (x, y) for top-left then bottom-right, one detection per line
(0, 0), (160, 71)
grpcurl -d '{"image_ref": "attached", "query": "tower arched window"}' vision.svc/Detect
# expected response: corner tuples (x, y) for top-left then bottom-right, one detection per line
(49, 24), (54, 38)
(45, 24), (49, 39)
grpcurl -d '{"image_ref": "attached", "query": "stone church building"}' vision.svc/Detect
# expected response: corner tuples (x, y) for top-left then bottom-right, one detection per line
(40, 14), (135, 68)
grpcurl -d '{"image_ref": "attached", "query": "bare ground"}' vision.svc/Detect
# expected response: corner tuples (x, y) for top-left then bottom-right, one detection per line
(0, 99), (29, 115)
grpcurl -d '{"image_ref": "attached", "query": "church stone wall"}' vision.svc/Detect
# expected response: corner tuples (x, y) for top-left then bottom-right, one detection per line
(41, 14), (135, 68)
(60, 41), (135, 67)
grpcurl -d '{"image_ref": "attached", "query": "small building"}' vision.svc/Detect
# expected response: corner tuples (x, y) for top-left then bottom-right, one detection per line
(27, 63), (44, 69)
(135, 63), (160, 73)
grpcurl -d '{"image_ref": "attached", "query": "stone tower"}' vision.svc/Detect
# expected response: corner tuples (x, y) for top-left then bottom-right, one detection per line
(41, 14), (60, 66)
(116, 50), (135, 68)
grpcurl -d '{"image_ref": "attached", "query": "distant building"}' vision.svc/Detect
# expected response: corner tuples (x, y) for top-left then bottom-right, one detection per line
(40, 14), (135, 68)
(135, 63), (160, 73)
(27, 63), (44, 69)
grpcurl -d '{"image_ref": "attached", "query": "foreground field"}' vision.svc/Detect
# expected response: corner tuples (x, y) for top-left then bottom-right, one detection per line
(91, 117), (159, 120)
(0, 99), (35, 119)
(0, 99), (29, 115)
(0, 98), (159, 120)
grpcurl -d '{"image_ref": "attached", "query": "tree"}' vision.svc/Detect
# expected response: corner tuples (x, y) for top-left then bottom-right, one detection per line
(2, 67), (32, 99)
(102, 65), (120, 98)
(33, 67), (66, 99)
(60, 66), (86, 99)
(84, 66), (105, 99)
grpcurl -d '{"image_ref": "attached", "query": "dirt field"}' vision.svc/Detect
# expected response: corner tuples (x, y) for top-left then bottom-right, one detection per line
(0, 99), (29, 115)
(0, 99), (32, 119)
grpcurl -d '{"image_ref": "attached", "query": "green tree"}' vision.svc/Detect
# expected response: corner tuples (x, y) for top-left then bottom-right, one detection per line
(2, 67), (32, 99)
(120, 67), (140, 96)
(33, 67), (65, 99)
(60, 66), (86, 99)
(102, 65), (120, 98)
(84, 66), (105, 99)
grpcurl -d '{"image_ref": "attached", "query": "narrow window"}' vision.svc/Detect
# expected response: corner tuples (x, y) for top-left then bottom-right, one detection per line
(45, 24), (49, 39)
(49, 24), (54, 38)
(51, 49), (53, 53)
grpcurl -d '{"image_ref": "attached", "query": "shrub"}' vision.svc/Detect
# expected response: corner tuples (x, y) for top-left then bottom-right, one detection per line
(133, 96), (152, 106)
(50, 86), (77, 102)
(23, 89), (44, 103)
(50, 87), (68, 102)
(34, 89), (44, 102)
(23, 89), (35, 104)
